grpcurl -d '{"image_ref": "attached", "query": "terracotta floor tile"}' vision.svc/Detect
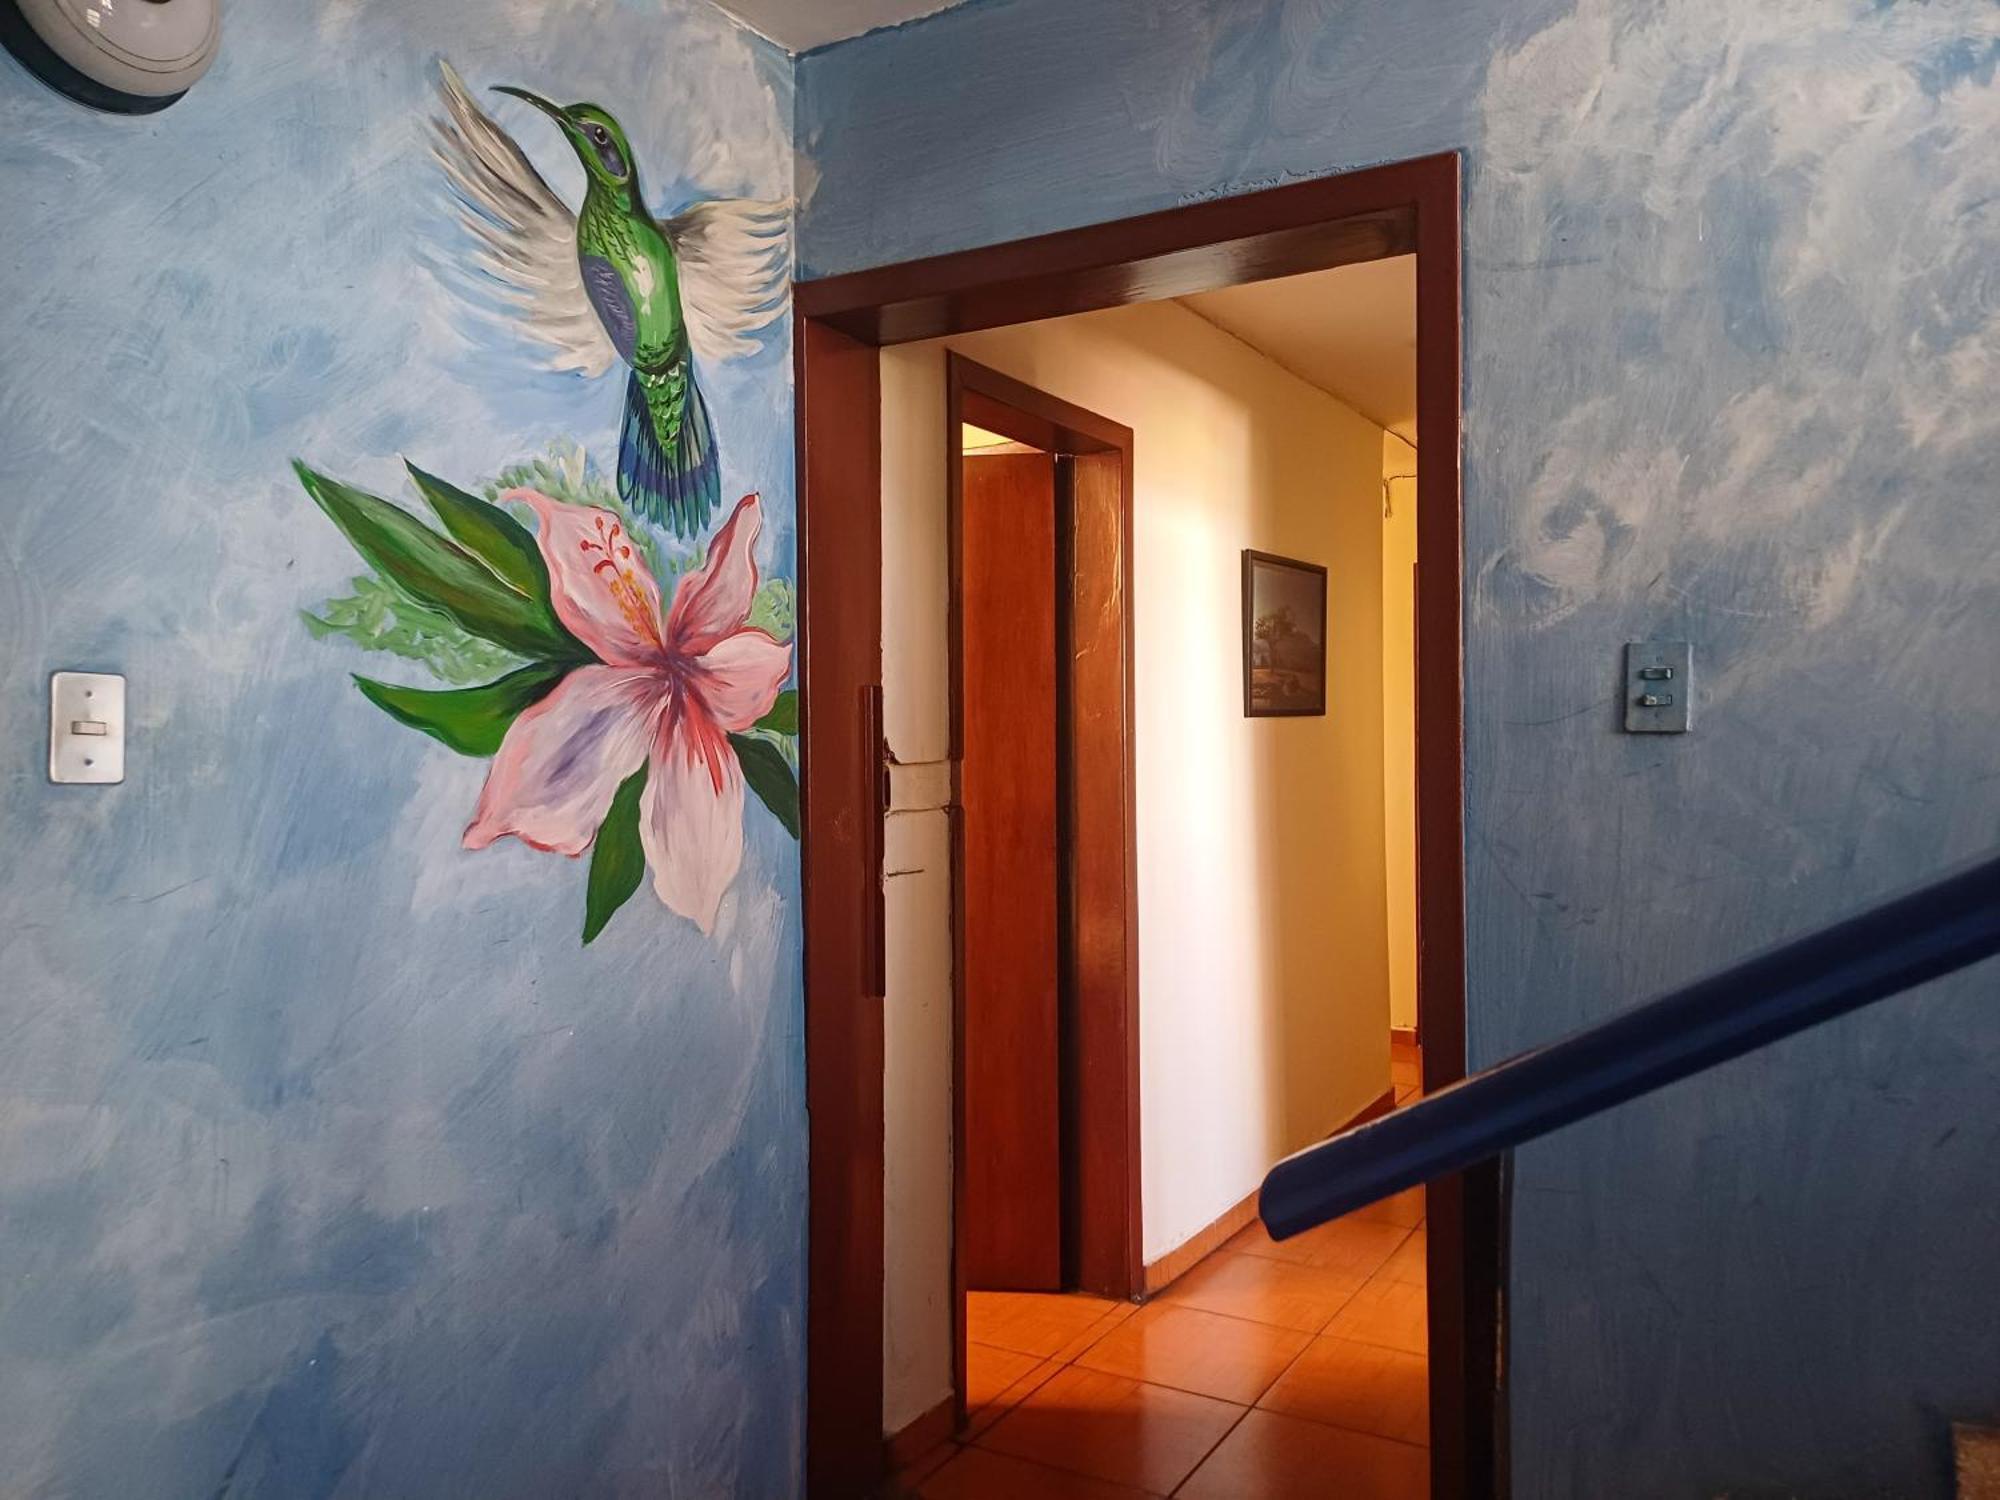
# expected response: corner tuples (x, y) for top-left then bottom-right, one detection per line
(1379, 1230), (1427, 1287)
(1230, 1215), (1410, 1280)
(977, 1363), (1245, 1494)
(896, 1438), (963, 1489)
(1073, 1302), (1311, 1405)
(967, 1290), (1121, 1358)
(1160, 1251), (1364, 1333)
(967, 1342), (1042, 1410)
(919, 1445), (1161, 1499)
(1324, 1278), (1428, 1355)
(1177, 1408), (1429, 1500)
(963, 1355), (1065, 1439)
(1223, 1221), (1315, 1268)
(1257, 1334), (1430, 1447)
(1051, 1300), (1140, 1364)
(1390, 1056), (1421, 1088)
(1350, 1185), (1426, 1228)
(895, 1096), (1438, 1499)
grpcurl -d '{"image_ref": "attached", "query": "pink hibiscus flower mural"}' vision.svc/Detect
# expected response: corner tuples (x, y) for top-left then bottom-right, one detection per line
(463, 490), (792, 932)
(297, 453), (799, 945)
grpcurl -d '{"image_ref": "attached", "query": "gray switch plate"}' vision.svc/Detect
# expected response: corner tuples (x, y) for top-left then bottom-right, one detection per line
(1624, 642), (1691, 733)
(49, 672), (126, 783)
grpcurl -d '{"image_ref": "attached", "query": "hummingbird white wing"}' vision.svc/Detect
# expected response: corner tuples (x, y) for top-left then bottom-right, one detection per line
(428, 60), (618, 379)
(660, 198), (792, 363)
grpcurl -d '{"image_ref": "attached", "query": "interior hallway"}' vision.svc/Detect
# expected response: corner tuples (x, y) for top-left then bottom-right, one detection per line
(892, 1041), (1427, 1498)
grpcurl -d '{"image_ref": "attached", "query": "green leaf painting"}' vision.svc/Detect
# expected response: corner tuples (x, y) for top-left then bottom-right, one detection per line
(406, 461), (551, 602)
(353, 662), (569, 757)
(297, 446), (798, 945)
(584, 767), (649, 944)
(747, 577), (794, 643)
(729, 732), (801, 840)
(302, 574), (526, 686)
(296, 462), (583, 662)
(754, 690), (798, 736)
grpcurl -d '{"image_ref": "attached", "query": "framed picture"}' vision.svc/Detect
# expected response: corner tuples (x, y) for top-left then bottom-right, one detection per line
(1242, 549), (1328, 717)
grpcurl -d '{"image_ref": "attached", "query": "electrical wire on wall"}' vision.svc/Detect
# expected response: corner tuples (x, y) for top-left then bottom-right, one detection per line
(1383, 472), (1416, 518)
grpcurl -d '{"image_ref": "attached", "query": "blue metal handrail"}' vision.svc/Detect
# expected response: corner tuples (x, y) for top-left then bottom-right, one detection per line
(1261, 851), (2000, 1238)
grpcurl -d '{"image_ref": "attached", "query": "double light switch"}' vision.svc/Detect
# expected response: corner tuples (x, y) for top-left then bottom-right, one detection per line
(1623, 642), (1691, 733)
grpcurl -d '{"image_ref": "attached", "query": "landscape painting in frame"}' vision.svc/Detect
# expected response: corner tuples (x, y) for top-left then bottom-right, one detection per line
(1242, 549), (1327, 717)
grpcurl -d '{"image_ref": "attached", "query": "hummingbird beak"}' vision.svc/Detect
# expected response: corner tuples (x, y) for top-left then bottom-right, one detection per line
(493, 85), (567, 126)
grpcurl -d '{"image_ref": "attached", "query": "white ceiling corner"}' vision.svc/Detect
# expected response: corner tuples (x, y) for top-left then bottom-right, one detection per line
(1179, 256), (1419, 446)
(708, 0), (971, 52)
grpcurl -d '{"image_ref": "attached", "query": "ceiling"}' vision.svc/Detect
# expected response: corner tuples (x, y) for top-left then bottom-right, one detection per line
(1178, 256), (1418, 446)
(962, 422), (1036, 454)
(710, 0), (968, 51)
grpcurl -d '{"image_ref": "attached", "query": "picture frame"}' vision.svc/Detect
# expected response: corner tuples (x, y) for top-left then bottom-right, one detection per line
(1242, 549), (1328, 717)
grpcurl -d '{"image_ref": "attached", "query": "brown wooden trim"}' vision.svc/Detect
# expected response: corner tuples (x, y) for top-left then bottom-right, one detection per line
(797, 163), (1450, 346)
(798, 317), (887, 1499)
(946, 794), (968, 1431)
(944, 359), (1142, 1425)
(1392, 1026), (1421, 1047)
(1143, 1188), (1259, 1296)
(1401, 152), (1492, 1500)
(944, 369), (970, 1431)
(883, 1394), (957, 1474)
(1347, 1084), (1401, 1135)
(954, 360), (1132, 456)
(798, 149), (1485, 1500)
(1142, 1084), (1397, 1295)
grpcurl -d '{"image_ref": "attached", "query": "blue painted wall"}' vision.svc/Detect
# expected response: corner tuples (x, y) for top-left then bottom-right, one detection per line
(802, 1), (2000, 1494)
(0, 1), (804, 1494)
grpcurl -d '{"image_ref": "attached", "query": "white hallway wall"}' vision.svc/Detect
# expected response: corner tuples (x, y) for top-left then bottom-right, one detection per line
(879, 301), (1395, 1431)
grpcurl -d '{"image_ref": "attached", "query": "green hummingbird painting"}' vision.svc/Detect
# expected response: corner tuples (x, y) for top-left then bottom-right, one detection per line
(430, 62), (788, 538)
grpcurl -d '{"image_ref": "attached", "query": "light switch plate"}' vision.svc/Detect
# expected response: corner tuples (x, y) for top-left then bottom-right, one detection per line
(1624, 642), (1691, 733)
(49, 672), (126, 783)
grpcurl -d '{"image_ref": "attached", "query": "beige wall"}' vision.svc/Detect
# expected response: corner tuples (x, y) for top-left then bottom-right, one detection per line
(1382, 432), (1420, 1033)
(879, 302), (1393, 1431)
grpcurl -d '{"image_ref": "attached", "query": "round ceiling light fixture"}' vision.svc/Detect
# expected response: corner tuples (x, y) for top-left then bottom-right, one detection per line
(1, 0), (219, 114)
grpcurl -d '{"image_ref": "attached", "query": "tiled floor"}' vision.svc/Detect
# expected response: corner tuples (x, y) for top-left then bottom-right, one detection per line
(895, 1041), (1429, 1499)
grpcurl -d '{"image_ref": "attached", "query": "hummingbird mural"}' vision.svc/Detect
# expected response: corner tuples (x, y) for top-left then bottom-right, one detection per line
(429, 61), (788, 538)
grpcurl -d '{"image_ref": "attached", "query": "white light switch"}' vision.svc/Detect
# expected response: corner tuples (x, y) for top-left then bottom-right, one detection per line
(49, 672), (125, 784)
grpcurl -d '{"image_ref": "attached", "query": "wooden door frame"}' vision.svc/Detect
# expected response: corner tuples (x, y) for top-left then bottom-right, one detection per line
(946, 356), (1141, 1426)
(796, 151), (1492, 1497)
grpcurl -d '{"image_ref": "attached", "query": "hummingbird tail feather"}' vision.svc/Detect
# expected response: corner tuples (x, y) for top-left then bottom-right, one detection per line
(618, 371), (720, 540)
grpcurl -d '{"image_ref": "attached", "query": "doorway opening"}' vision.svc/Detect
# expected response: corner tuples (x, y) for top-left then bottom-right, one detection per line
(796, 153), (1494, 1500)
(914, 261), (1432, 1496)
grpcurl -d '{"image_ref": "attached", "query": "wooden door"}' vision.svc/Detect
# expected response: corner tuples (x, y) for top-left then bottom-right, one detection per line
(959, 449), (1062, 1291)
(1058, 450), (1140, 1296)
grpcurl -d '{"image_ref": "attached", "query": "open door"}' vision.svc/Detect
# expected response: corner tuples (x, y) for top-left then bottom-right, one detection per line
(946, 361), (1141, 1424)
(958, 448), (1062, 1290)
